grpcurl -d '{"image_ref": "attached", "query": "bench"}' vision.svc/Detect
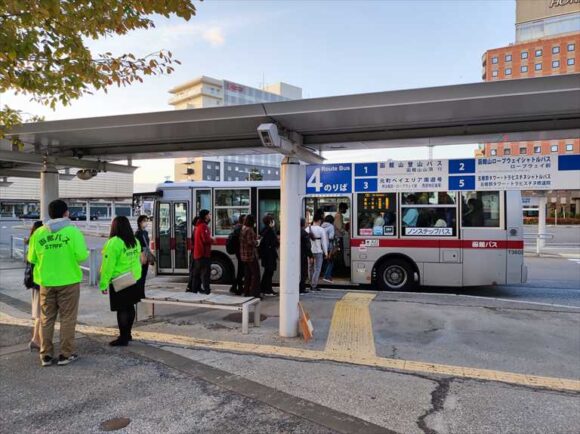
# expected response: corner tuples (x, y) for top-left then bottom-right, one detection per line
(137, 290), (261, 334)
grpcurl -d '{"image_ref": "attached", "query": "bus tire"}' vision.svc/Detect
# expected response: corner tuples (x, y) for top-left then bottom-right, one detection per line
(376, 259), (416, 291)
(210, 255), (234, 285)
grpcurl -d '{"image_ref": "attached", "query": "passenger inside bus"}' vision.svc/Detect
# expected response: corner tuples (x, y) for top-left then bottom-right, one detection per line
(402, 194), (419, 227)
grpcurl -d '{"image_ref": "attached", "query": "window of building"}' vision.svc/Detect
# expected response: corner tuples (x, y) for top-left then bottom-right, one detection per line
(505, 68), (512, 75)
(551, 144), (558, 152)
(565, 144), (573, 152)
(552, 46), (560, 54)
(206, 164), (211, 169)
(227, 177), (232, 181)
(535, 49), (542, 57)
(275, 171), (279, 176)
(357, 193), (397, 237)
(521, 65), (528, 73)
(491, 56), (498, 64)
(519, 147), (527, 155)
(567, 58), (575, 66)
(521, 51), (528, 59)
(492, 70), (498, 77)
(568, 43), (576, 52)
(400, 192), (457, 237)
(490, 149), (497, 156)
(552, 60), (560, 68)
(504, 148), (511, 155)
(267, 170), (271, 174)
(535, 63), (542, 71)
(505, 54), (512, 62)
(235, 166), (239, 171)
(462, 191), (501, 228)
(534, 145), (541, 154)
(214, 189), (251, 235)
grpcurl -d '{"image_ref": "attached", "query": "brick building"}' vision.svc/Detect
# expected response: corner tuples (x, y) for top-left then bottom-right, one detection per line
(479, 0), (580, 217)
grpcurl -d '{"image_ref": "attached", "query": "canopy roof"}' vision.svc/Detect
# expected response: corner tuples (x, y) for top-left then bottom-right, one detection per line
(3, 74), (579, 164)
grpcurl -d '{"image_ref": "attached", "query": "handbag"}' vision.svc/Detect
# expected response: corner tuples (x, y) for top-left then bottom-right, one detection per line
(140, 251), (148, 265)
(111, 271), (137, 292)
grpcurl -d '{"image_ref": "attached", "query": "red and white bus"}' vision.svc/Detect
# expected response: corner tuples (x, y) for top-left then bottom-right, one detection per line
(150, 179), (527, 290)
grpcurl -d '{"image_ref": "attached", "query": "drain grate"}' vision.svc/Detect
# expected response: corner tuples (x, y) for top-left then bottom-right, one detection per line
(100, 417), (131, 431)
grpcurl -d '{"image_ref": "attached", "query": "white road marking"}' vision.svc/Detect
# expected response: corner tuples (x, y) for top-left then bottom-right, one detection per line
(567, 258), (580, 265)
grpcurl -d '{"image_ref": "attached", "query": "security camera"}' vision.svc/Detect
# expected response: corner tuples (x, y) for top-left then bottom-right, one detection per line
(76, 169), (98, 180)
(258, 123), (281, 149)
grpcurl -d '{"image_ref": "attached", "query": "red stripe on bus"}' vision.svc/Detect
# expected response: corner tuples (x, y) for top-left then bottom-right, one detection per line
(169, 238), (176, 250)
(214, 237), (227, 246)
(350, 238), (523, 249)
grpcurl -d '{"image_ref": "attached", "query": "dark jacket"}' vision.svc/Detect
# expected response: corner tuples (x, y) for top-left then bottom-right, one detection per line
(240, 226), (257, 262)
(301, 228), (313, 263)
(135, 229), (150, 252)
(259, 226), (279, 270)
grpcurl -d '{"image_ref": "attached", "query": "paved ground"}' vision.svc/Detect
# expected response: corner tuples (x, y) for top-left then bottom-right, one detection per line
(1, 228), (579, 433)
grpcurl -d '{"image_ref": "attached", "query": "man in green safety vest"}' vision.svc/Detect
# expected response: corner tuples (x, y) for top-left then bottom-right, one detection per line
(28, 200), (89, 367)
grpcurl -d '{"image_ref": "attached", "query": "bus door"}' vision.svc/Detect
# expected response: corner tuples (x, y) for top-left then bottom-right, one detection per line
(460, 191), (506, 285)
(303, 195), (351, 270)
(156, 201), (190, 274)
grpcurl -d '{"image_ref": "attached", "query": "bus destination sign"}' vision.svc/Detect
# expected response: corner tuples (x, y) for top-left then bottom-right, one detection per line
(306, 154), (580, 194)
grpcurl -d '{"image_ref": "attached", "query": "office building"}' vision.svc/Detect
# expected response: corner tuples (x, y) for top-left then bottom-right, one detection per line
(479, 0), (580, 217)
(170, 76), (302, 182)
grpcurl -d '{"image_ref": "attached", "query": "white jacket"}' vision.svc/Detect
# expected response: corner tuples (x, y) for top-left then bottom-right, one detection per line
(306, 224), (328, 255)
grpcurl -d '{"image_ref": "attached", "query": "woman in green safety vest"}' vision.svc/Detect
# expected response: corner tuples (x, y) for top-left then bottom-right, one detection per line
(99, 216), (142, 346)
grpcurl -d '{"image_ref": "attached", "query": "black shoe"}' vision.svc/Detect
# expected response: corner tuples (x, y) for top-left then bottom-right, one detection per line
(229, 286), (237, 294)
(41, 355), (53, 367)
(128, 335), (133, 341)
(109, 338), (129, 347)
(185, 288), (197, 293)
(57, 354), (79, 366)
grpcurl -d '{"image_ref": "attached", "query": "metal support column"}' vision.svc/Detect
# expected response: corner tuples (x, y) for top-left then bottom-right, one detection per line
(86, 200), (91, 222)
(537, 195), (547, 255)
(279, 157), (301, 337)
(40, 165), (59, 221)
(111, 200), (116, 218)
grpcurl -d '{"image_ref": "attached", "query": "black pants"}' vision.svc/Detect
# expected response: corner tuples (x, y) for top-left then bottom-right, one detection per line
(260, 265), (275, 294)
(192, 257), (211, 294)
(230, 254), (245, 294)
(299, 259), (308, 293)
(116, 304), (135, 342)
(243, 259), (260, 297)
(187, 257), (199, 292)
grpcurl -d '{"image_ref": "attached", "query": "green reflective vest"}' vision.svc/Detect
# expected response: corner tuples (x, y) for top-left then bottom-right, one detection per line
(99, 237), (142, 290)
(27, 225), (89, 287)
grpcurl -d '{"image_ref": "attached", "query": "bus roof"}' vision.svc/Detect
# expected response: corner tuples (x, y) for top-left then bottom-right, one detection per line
(156, 180), (281, 190)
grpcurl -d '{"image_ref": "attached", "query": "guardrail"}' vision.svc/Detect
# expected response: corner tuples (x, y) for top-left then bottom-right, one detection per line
(17, 218), (137, 238)
(523, 233), (555, 256)
(10, 235), (99, 286)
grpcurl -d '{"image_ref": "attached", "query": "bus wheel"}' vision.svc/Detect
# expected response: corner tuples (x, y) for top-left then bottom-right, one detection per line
(210, 256), (233, 284)
(377, 259), (415, 291)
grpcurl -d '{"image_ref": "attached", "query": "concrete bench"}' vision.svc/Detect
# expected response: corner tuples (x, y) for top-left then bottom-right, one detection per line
(137, 290), (261, 334)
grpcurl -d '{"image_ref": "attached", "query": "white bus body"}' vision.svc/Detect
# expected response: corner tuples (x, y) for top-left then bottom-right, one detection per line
(150, 177), (526, 290)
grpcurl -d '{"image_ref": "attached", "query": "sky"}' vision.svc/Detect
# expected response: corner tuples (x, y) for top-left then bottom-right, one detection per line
(1, 0), (516, 186)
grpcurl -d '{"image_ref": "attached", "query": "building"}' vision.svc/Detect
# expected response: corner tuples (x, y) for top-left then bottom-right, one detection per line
(479, 0), (580, 217)
(170, 76), (302, 182)
(0, 169), (133, 218)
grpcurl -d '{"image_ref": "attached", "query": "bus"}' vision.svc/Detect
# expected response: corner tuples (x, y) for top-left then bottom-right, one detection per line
(149, 178), (527, 291)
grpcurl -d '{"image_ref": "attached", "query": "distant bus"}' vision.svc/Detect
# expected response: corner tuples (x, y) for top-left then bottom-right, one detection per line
(149, 178), (527, 290)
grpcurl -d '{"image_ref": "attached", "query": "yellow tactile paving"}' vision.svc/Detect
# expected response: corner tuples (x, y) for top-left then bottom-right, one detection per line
(325, 292), (376, 357)
(1, 312), (579, 393)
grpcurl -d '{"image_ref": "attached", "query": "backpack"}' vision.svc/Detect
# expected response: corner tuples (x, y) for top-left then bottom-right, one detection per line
(226, 226), (241, 255)
(24, 262), (38, 289)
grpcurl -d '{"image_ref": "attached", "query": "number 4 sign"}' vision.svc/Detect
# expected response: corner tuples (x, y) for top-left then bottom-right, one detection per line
(306, 164), (352, 194)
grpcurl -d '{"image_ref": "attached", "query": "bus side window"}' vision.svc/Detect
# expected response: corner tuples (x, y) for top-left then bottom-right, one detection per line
(401, 192), (457, 236)
(462, 191), (500, 228)
(357, 193), (397, 237)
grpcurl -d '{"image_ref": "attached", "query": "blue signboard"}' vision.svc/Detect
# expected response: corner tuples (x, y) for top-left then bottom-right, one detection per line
(306, 154), (580, 194)
(306, 164), (352, 194)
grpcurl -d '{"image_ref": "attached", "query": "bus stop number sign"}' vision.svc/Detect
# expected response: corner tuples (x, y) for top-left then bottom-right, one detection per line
(306, 164), (352, 194)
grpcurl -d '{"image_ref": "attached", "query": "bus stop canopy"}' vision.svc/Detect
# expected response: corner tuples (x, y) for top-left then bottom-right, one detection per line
(2, 74), (579, 165)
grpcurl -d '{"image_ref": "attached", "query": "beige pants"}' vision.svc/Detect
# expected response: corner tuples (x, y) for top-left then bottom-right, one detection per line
(40, 283), (80, 358)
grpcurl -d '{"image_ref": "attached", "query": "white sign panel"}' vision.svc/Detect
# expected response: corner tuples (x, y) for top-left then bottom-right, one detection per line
(404, 227), (453, 236)
(377, 159), (448, 192)
(475, 156), (557, 190)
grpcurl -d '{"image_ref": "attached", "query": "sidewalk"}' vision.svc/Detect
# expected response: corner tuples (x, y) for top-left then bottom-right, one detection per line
(1, 251), (579, 433)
